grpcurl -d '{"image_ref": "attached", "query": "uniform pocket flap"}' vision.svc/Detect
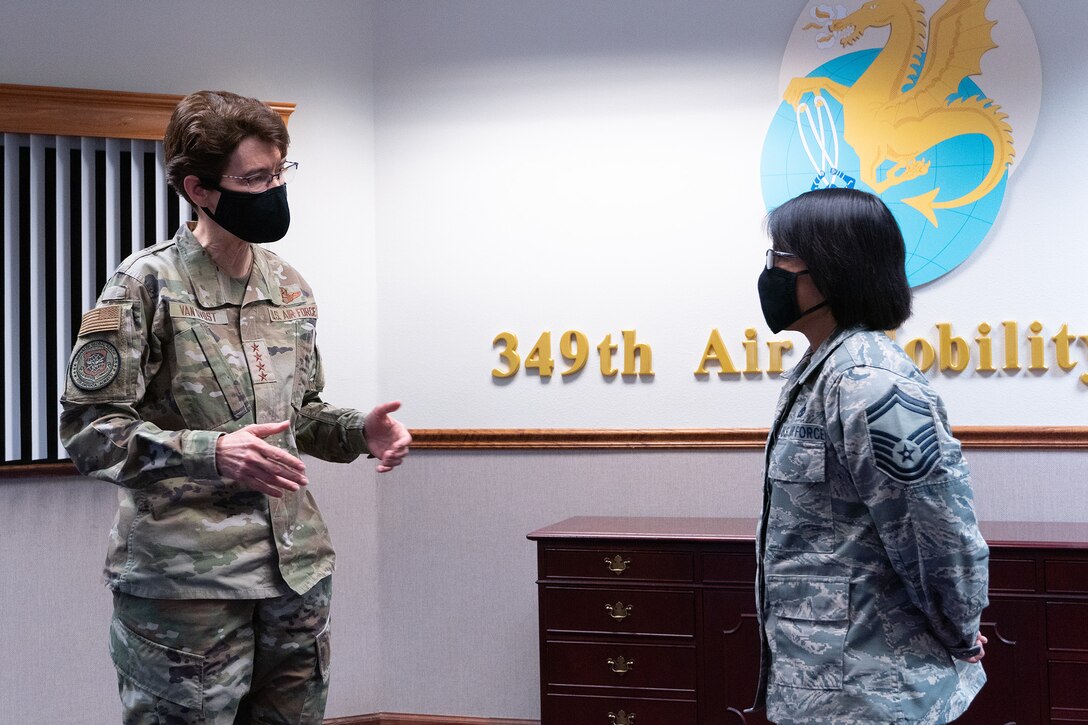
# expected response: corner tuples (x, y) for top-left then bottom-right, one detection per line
(767, 575), (849, 621)
(109, 617), (204, 709)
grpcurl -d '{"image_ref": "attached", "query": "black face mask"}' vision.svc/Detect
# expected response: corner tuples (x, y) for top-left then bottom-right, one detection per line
(202, 184), (290, 243)
(757, 265), (828, 333)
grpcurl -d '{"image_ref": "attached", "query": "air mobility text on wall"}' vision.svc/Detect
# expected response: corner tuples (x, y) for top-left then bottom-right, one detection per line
(491, 322), (1088, 387)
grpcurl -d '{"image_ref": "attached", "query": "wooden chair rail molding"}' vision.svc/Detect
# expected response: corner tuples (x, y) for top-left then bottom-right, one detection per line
(407, 426), (1088, 449)
(0, 83), (294, 139)
(2, 425), (1086, 477)
(324, 715), (538, 725)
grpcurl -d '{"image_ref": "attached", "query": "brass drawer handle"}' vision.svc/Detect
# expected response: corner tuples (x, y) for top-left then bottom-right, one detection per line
(609, 709), (635, 724)
(607, 655), (634, 675)
(604, 555), (631, 575)
(605, 601), (633, 621)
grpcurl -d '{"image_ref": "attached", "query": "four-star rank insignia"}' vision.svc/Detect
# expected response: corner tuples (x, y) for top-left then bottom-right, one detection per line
(865, 386), (941, 483)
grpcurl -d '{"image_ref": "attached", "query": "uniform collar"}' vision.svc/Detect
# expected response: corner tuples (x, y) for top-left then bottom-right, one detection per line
(768, 327), (858, 443)
(786, 326), (859, 387)
(175, 223), (287, 308)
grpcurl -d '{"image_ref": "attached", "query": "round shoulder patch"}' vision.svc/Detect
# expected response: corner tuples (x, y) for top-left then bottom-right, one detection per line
(70, 340), (121, 391)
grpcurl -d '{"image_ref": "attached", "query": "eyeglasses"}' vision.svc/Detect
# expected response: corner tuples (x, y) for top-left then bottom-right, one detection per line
(220, 161), (299, 191)
(766, 248), (800, 270)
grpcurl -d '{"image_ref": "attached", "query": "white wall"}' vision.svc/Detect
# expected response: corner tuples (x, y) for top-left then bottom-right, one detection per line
(373, 0), (1088, 428)
(374, 0), (804, 428)
(1, 1), (1086, 723)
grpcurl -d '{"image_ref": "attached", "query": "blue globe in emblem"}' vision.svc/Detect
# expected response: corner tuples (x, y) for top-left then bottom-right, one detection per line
(760, 49), (1008, 288)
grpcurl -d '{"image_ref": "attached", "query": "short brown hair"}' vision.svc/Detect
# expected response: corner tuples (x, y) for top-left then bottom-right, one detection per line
(164, 90), (290, 204)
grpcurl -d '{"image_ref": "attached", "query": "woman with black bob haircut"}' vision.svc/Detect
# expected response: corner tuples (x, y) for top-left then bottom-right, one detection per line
(765, 186), (912, 331)
(750, 188), (990, 724)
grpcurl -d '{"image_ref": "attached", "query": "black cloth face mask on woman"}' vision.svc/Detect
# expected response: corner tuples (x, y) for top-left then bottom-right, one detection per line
(203, 184), (291, 244)
(757, 265), (828, 334)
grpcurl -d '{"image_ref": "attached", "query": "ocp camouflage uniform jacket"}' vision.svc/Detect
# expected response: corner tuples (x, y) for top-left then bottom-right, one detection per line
(752, 326), (989, 725)
(60, 224), (368, 599)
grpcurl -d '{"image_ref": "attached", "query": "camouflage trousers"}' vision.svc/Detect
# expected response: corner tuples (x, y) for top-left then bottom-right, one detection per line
(109, 577), (332, 724)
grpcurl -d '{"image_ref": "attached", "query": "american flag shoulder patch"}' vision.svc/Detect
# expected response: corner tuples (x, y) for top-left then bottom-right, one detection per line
(77, 305), (122, 336)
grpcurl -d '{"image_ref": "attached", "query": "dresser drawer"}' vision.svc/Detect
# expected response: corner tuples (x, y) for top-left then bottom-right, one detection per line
(542, 586), (695, 637)
(988, 556), (1038, 593)
(541, 546), (694, 582)
(1049, 660), (1088, 713)
(543, 693), (697, 725)
(1046, 602), (1088, 652)
(1046, 559), (1088, 594)
(702, 551), (756, 584)
(544, 640), (697, 690)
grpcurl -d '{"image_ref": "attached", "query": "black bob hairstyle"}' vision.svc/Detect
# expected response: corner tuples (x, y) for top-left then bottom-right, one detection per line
(765, 188), (912, 331)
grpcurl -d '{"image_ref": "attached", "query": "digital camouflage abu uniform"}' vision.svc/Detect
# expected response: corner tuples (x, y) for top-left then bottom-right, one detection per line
(60, 224), (369, 719)
(752, 326), (989, 725)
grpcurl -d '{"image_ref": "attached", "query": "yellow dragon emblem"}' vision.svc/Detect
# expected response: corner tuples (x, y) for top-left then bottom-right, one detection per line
(784, 0), (1015, 226)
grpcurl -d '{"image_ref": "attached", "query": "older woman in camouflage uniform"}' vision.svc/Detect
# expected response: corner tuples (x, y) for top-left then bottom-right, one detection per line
(750, 188), (989, 724)
(60, 90), (411, 724)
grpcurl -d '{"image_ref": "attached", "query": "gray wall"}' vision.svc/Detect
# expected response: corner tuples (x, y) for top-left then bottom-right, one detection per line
(1, 1), (1086, 723)
(4, 447), (1086, 722)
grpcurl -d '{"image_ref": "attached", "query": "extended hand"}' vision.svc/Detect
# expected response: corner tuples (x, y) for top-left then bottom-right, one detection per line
(365, 401), (411, 473)
(215, 420), (308, 497)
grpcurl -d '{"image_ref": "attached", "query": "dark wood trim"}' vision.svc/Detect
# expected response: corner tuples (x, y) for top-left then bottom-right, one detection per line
(409, 428), (768, 449)
(952, 426), (1088, 448)
(0, 462), (80, 479)
(0, 83), (295, 140)
(4, 425), (1087, 477)
(409, 426), (1088, 450)
(324, 715), (538, 725)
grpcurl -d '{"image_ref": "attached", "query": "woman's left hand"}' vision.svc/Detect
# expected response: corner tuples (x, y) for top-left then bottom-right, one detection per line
(364, 401), (412, 473)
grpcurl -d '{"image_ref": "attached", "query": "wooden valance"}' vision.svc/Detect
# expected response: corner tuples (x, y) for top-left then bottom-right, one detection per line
(0, 83), (294, 141)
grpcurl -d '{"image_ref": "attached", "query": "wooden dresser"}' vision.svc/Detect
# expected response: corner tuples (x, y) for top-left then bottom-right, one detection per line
(527, 517), (1088, 725)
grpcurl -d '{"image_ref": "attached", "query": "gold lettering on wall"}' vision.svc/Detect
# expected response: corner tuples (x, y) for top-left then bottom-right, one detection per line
(493, 330), (655, 380)
(492, 321), (1088, 386)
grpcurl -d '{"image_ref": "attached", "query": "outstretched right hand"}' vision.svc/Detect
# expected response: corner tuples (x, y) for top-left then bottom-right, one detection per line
(215, 420), (308, 497)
